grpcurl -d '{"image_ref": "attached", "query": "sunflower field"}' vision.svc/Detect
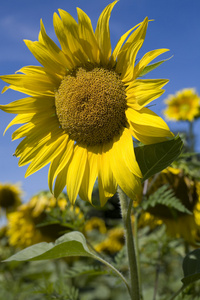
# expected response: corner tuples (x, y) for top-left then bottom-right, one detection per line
(0, 1), (200, 299)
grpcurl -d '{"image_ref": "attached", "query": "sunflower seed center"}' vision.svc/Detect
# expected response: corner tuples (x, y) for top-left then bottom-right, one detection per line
(55, 67), (127, 146)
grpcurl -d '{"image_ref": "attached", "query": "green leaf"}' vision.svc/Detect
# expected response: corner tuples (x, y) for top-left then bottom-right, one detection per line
(138, 56), (173, 77)
(135, 136), (183, 182)
(142, 184), (192, 215)
(182, 249), (200, 286)
(3, 231), (95, 262)
(4, 231), (130, 291)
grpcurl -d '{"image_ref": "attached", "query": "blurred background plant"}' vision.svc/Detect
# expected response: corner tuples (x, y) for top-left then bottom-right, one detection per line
(0, 88), (200, 299)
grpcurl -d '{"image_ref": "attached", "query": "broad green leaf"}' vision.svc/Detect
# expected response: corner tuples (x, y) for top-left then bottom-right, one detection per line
(3, 231), (130, 291)
(138, 56), (172, 77)
(4, 231), (95, 262)
(182, 249), (200, 286)
(134, 136), (183, 182)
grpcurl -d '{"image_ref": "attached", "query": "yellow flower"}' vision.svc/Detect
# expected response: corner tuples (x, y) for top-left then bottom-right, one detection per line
(0, 1), (173, 206)
(6, 191), (85, 248)
(84, 217), (107, 234)
(28, 191), (67, 217)
(163, 88), (200, 121)
(7, 204), (46, 248)
(95, 227), (124, 254)
(140, 168), (200, 245)
(0, 182), (22, 212)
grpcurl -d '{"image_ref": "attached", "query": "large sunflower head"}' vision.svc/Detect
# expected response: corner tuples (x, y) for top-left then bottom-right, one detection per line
(163, 88), (200, 121)
(0, 1), (173, 206)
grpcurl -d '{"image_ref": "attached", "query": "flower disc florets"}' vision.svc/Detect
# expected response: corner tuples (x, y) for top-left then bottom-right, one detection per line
(55, 66), (127, 146)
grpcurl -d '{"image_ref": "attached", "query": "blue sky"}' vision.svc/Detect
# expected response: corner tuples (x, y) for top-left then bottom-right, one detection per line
(0, 0), (200, 202)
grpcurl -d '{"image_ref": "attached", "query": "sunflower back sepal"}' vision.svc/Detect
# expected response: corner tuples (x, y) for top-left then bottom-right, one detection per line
(138, 55), (173, 78)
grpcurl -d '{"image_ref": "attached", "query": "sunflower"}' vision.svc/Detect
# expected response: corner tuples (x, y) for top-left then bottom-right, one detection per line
(163, 88), (200, 121)
(95, 227), (125, 254)
(6, 191), (85, 248)
(84, 216), (107, 234)
(138, 167), (200, 245)
(0, 182), (22, 212)
(0, 1), (173, 206)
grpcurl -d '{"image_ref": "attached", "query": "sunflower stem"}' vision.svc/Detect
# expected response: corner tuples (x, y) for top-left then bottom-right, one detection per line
(118, 187), (140, 300)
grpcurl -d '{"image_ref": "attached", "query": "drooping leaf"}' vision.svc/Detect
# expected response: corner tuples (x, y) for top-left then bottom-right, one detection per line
(4, 231), (95, 262)
(182, 249), (200, 286)
(135, 136), (183, 182)
(3, 231), (129, 290)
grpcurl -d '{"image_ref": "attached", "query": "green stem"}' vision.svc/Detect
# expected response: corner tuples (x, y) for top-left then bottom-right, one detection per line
(168, 285), (185, 300)
(92, 253), (131, 295)
(118, 187), (140, 300)
(86, 240), (130, 292)
(134, 209), (142, 298)
(189, 121), (195, 152)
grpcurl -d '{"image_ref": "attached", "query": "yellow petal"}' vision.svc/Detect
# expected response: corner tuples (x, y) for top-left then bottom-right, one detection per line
(54, 163), (69, 199)
(11, 123), (34, 140)
(116, 17), (148, 81)
(58, 9), (87, 64)
(126, 107), (172, 133)
(109, 23), (142, 67)
(39, 19), (72, 70)
(15, 122), (61, 157)
(97, 143), (117, 206)
(0, 96), (54, 114)
(77, 8), (100, 64)
(108, 132), (142, 199)
(134, 48), (169, 78)
(98, 175), (115, 207)
(0, 73), (55, 97)
(126, 79), (168, 109)
(53, 12), (76, 68)
(95, 0), (118, 65)
(79, 148), (99, 203)
(25, 134), (67, 177)
(131, 129), (171, 145)
(24, 40), (66, 76)
(48, 139), (74, 193)
(117, 40), (144, 83)
(12, 115), (60, 140)
(66, 145), (87, 204)
(3, 113), (35, 135)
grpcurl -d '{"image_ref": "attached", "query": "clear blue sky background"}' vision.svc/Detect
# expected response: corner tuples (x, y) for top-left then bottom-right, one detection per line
(0, 0), (200, 202)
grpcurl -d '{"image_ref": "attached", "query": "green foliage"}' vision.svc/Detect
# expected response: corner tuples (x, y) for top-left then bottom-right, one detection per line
(182, 249), (200, 286)
(135, 136), (183, 182)
(4, 232), (95, 262)
(142, 184), (192, 215)
(172, 153), (200, 180)
(64, 265), (107, 278)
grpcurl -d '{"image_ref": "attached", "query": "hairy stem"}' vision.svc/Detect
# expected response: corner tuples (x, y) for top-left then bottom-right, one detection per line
(118, 187), (140, 300)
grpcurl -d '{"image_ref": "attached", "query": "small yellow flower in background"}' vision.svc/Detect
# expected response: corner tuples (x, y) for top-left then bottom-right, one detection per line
(7, 205), (46, 248)
(6, 191), (84, 248)
(0, 183), (22, 212)
(95, 227), (124, 254)
(28, 191), (67, 217)
(139, 167), (200, 245)
(84, 217), (107, 234)
(0, 1), (173, 206)
(163, 88), (200, 121)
